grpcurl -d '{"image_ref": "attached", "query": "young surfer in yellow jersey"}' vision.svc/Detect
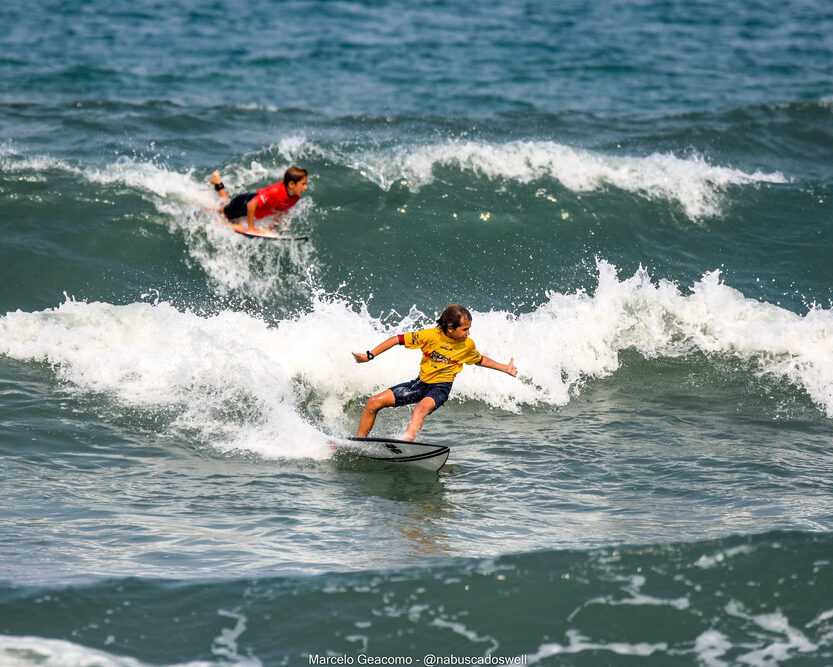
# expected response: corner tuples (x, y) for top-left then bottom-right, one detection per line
(352, 304), (518, 441)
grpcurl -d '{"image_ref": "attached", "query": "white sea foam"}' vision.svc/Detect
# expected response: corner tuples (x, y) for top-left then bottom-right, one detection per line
(0, 298), (332, 462)
(580, 574), (690, 612)
(693, 629), (733, 667)
(330, 139), (787, 219)
(0, 140), (307, 207)
(3, 261), (833, 463)
(1, 138), (787, 223)
(0, 145), (212, 210)
(0, 633), (260, 667)
(0, 144), (84, 178)
(83, 158), (214, 206)
(724, 600), (818, 664)
(528, 629), (667, 661)
(487, 260), (833, 416)
(695, 544), (757, 569)
(430, 618), (500, 653)
(0, 635), (146, 667)
(135, 135), (786, 220)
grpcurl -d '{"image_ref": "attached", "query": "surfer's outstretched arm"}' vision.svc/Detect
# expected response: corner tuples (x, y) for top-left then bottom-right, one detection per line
(352, 336), (400, 363)
(476, 355), (518, 377)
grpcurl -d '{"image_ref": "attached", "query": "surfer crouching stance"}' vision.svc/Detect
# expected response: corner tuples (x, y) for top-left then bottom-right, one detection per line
(352, 304), (518, 441)
(210, 166), (308, 232)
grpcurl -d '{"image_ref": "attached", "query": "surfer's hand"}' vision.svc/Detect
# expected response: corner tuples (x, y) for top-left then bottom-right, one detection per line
(505, 358), (517, 377)
(352, 352), (369, 363)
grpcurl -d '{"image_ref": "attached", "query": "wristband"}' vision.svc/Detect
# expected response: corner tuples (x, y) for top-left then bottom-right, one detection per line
(366, 350), (375, 360)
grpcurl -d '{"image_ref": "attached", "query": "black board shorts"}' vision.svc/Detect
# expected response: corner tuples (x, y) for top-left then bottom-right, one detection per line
(223, 192), (256, 220)
(389, 378), (453, 412)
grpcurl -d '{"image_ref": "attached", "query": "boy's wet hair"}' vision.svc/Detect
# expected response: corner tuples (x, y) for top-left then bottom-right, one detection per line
(436, 304), (472, 333)
(283, 166), (308, 186)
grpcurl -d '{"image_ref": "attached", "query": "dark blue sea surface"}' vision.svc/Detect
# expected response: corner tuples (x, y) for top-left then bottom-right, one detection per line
(2, 0), (833, 664)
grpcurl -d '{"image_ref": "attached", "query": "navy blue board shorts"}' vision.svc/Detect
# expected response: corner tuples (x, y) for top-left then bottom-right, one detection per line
(223, 192), (256, 220)
(389, 378), (453, 412)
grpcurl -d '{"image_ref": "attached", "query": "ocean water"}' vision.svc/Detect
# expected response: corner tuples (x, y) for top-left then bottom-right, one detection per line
(2, 0), (833, 664)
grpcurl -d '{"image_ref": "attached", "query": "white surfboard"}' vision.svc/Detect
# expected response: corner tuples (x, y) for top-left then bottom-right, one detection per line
(331, 436), (450, 472)
(229, 224), (308, 242)
(212, 216), (308, 241)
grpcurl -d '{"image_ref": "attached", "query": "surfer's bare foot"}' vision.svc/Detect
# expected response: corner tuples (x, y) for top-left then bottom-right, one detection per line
(210, 170), (222, 185)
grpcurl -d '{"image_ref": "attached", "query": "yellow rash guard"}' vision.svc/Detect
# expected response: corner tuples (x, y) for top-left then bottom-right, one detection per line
(399, 327), (482, 384)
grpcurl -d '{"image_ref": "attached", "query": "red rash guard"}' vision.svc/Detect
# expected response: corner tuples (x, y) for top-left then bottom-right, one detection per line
(253, 182), (299, 219)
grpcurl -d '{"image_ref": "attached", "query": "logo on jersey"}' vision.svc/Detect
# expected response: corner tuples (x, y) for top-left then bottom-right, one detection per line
(424, 350), (460, 366)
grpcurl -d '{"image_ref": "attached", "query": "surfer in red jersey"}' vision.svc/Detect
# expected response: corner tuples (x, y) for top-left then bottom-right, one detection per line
(210, 166), (308, 232)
